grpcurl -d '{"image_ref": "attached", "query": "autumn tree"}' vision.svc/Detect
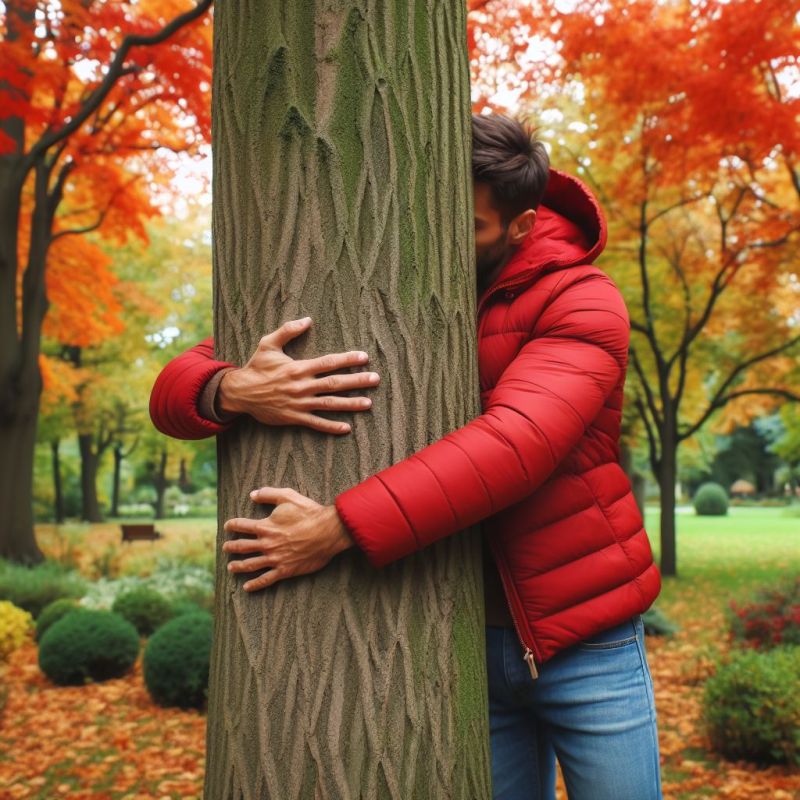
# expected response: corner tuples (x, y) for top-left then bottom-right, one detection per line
(0, 0), (212, 562)
(469, 0), (800, 576)
(206, 1), (490, 797)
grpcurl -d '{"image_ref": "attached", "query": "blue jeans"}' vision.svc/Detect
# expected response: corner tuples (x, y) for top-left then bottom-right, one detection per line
(486, 616), (662, 800)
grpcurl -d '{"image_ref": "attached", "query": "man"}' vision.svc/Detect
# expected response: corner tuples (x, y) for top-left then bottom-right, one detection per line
(150, 114), (663, 800)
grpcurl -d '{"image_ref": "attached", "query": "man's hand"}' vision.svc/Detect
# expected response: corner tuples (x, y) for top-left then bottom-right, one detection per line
(222, 487), (355, 591)
(217, 317), (380, 434)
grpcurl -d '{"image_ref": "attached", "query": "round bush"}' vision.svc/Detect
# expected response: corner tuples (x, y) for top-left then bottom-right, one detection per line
(693, 482), (729, 516)
(143, 612), (213, 709)
(703, 647), (800, 766)
(112, 587), (173, 636)
(0, 600), (33, 661)
(169, 599), (204, 618)
(35, 598), (80, 642)
(38, 609), (139, 686)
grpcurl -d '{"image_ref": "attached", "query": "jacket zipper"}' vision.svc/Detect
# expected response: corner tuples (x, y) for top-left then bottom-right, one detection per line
(478, 269), (555, 679)
(488, 538), (542, 680)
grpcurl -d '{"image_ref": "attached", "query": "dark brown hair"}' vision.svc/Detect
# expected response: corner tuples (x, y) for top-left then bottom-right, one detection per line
(472, 113), (550, 222)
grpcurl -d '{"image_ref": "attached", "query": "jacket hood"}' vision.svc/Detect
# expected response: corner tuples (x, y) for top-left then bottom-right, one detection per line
(480, 168), (607, 304)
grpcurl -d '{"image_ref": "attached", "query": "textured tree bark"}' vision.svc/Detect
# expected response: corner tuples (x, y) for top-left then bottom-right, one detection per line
(206, 2), (490, 798)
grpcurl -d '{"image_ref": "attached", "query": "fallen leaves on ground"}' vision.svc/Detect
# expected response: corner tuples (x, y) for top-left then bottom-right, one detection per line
(0, 643), (205, 799)
(2, 528), (798, 798)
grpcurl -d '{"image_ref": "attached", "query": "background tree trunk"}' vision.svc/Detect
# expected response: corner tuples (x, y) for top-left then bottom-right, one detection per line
(51, 439), (65, 524)
(0, 168), (46, 564)
(0, 407), (44, 563)
(77, 433), (103, 523)
(205, 1), (491, 798)
(152, 448), (168, 520)
(111, 443), (123, 518)
(657, 426), (679, 577)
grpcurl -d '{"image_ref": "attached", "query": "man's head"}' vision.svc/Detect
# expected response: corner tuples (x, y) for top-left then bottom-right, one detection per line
(472, 114), (550, 285)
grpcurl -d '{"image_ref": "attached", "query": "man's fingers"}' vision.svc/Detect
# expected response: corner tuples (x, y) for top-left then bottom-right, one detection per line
(227, 554), (276, 573)
(293, 413), (352, 435)
(301, 395), (373, 413)
(258, 317), (312, 351)
(310, 371), (380, 395)
(223, 517), (263, 536)
(298, 350), (369, 376)
(243, 567), (287, 592)
(249, 486), (305, 505)
(222, 535), (264, 554)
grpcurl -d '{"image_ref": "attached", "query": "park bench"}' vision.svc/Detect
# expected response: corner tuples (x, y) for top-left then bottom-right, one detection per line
(120, 523), (162, 543)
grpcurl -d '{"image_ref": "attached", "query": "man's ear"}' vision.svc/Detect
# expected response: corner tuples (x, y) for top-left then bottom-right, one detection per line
(507, 209), (536, 246)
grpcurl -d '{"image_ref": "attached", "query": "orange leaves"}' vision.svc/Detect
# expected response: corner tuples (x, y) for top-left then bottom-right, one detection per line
(0, 642), (206, 800)
(43, 235), (124, 348)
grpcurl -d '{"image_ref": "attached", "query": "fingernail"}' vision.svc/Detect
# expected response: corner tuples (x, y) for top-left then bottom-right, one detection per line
(227, 563), (234, 571)
(301, 317), (312, 324)
(362, 399), (372, 408)
(358, 352), (368, 361)
(370, 372), (380, 382)
(341, 424), (351, 433)
(250, 490), (258, 498)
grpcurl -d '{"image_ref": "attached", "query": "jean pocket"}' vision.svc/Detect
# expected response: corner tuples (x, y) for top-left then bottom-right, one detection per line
(578, 616), (639, 650)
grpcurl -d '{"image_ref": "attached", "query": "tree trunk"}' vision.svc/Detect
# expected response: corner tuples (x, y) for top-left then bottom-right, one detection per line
(657, 425), (678, 578)
(620, 442), (645, 518)
(178, 457), (192, 492)
(205, 2), (490, 799)
(51, 439), (65, 524)
(0, 163), (46, 564)
(153, 448), (168, 520)
(77, 432), (103, 523)
(0, 408), (45, 564)
(111, 443), (123, 517)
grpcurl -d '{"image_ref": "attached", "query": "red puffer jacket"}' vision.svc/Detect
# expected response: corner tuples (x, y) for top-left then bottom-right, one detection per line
(149, 169), (661, 670)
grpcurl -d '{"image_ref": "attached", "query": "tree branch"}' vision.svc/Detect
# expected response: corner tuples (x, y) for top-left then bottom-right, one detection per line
(629, 345), (663, 429)
(27, 0), (212, 161)
(679, 334), (800, 440)
(634, 393), (660, 476)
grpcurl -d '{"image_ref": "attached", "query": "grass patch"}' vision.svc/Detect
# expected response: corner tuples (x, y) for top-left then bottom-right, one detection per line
(644, 505), (799, 607)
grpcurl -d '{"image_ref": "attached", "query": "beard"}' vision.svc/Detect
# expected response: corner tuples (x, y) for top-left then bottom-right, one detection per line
(475, 235), (511, 288)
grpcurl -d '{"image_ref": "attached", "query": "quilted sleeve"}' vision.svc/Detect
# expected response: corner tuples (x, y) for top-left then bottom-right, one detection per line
(149, 337), (238, 440)
(335, 272), (629, 567)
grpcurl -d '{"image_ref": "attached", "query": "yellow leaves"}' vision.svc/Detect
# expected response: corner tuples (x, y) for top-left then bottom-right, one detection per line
(0, 601), (33, 661)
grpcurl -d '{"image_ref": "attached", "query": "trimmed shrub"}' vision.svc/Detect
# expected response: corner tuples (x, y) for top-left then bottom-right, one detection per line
(35, 598), (80, 642)
(81, 560), (213, 611)
(703, 647), (800, 766)
(112, 587), (174, 637)
(692, 482), (729, 516)
(143, 612), (213, 709)
(642, 606), (679, 637)
(0, 559), (86, 618)
(38, 609), (139, 686)
(0, 600), (33, 660)
(729, 576), (800, 650)
(169, 599), (205, 618)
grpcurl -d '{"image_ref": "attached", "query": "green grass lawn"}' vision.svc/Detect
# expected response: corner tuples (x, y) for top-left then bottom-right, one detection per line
(643, 504), (799, 615)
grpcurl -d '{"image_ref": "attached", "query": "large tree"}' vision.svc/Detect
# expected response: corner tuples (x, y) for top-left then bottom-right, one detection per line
(0, 0), (212, 562)
(206, 1), (491, 797)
